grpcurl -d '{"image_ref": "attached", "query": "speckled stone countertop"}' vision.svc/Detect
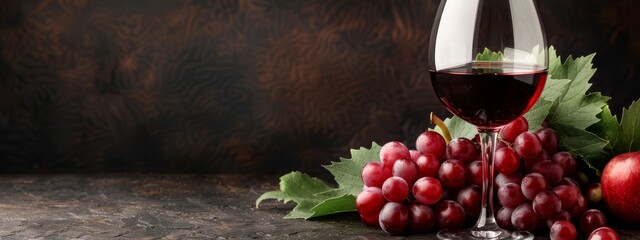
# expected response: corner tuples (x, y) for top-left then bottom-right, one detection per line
(0, 174), (636, 239)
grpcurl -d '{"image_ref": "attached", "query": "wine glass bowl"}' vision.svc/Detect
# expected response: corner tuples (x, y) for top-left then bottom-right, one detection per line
(428, 0), (547, 239)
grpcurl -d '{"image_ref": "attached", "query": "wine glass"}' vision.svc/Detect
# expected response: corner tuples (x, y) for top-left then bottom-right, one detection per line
(428, 0), (547, 239)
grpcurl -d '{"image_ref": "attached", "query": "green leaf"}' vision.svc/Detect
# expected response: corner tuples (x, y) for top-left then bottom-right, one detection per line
(324, 142), (381, 196)
(523, 78), (571, 131)
(308, 194), (357, 218)
(587, 105), (620, 155)
(551, 123), (609, 175)
(547, 51), (608, 130)
(616, 100), (640, 153)
(475, 48), (504, 61)
(256, 171), (337, 219)
(432, 116), (477, 140)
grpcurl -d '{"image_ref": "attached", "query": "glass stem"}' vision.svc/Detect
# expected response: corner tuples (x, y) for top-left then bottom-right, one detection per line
(474, 129), (500, 229)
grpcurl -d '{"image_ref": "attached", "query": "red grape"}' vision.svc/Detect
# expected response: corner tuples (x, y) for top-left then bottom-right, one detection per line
(413, 177), (442, 205)
(588, 227), (620, 240)
(446, 138), (478, 164)
(557, 178), (581, 192)
(550, 221), (578, 240)
(437, 159), (467, 189)
(553, 185), (581, 211)
(547, 210), (572, 228)
(511, 203), (540, 231)
(514, 132), (542, 159)
(382, 176), (409, 202)
(379, 202), (409, 235)
(531, 160), (564, 186)
(496, 207), (514, 229)
(467, 160), (483, 186)
(524, 150), (549, 170)
(533, 190), (562, 219)
(361, 161), (392, 188)
(416, 131), (446, 160)
(535, 127), (558, 153)
(393, 159), (419, 186)
(416, 153), (440, 178)
(567, 195), (587, 218)
(551, 151), (577, 178)
(521, 173), (548, 200)
(409, 150), (421, 162)
(495, 147), (520, 175)
(456, 184), (482, 217)
(501, 116), (529, 143)
(435, 200), (466, 229)
(495, 173), (522, 189)
(356, 187), (387, 220)
(498, 183), (526, 208)
(408, 202), (435, 233)
(580, 209), (607, 235)
(360, 213), (379, 226)
(380, 141), (411, 168)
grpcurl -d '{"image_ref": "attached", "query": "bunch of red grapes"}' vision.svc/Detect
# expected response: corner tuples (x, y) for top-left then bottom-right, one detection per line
(357, 117), (620, 239)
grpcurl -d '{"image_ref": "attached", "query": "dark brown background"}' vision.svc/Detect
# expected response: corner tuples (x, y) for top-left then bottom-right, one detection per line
(0, 0), (638, 177)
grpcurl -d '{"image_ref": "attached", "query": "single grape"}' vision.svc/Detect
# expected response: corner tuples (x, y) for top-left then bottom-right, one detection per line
(551, 152), (577, 178)
(535, 128), (558, 153)
(557, 178), (581, 192)
(360, 213), (379, 226)
(588, 227), (620, 240)
(511, 203), (540, 231)
(416, 131), (446, 160)
(416, 153), (440, 178)
(495, 147), (520, 175)
(446, 138), (479, 164)
(379, 202), (409, 235)
(356, 187), (387, 221)
(495, 173), (522, 189)
(435, 200), (466, 229)
(382, 176), (409, 203)
(521, 173), (548, 201)
(575, 171), (589, 186)
(533, 190), (562, 219)
(501, 116), (529, 143)
(580, 209), (607, 235)
(496, 207), (514, 230)
(361, 162), (392, 188)
(498, 183), (526, 208)
(495, 140), (509, 152)
(567, 195), (587, 218)
(437, 159), (467, 189)
(531, 160), (564, 186)
(393, 159), (419, 186)
(514, 132), (542, 159)
(380, 141), (411, 168)
(409, 150), (421, 162)
(413, 177), (442, 205)
(547, 210), (572, 228)
(553, 185), (581, 211)
(408, 202), (435, 233)
(585, 183), (603, 204)
(550, 221), (578, 240)
(467, 160), (483, 186)
(456, 185), (481, 217)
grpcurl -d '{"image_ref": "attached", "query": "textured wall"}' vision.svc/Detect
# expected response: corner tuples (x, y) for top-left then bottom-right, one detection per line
(0, 0), (638, 176)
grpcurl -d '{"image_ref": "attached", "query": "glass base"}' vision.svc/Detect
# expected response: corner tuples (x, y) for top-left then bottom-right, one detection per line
(437, 228), (534, 240)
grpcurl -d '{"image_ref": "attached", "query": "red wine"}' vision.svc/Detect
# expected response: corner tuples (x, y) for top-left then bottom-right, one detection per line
(430, 62), (546, 129)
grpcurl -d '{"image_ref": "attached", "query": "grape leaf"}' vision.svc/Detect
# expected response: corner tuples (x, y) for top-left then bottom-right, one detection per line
(324, 142), (381, 196)
(616, 100), (640, 153)
(547, 51), (609, 130)
(256, 171), (336, 219)
(524, 78), (571, 131)
(475, 48), (504, 61)
(587, 105), (620, 155)
(257, 143), (381, 219)
(551, 123), (610, 175)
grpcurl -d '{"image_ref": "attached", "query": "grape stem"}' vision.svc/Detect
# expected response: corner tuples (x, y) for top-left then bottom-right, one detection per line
(430, 113), (452, 143)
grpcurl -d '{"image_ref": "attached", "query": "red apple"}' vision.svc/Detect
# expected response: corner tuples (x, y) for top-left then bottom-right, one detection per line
(601, 152), (640, 225)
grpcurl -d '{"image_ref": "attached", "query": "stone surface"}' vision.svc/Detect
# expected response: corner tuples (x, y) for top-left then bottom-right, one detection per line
(0, 174), (636, 239)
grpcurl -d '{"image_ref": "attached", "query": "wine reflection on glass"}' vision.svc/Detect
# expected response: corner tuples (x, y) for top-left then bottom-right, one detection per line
(428, 0), (547, 239)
